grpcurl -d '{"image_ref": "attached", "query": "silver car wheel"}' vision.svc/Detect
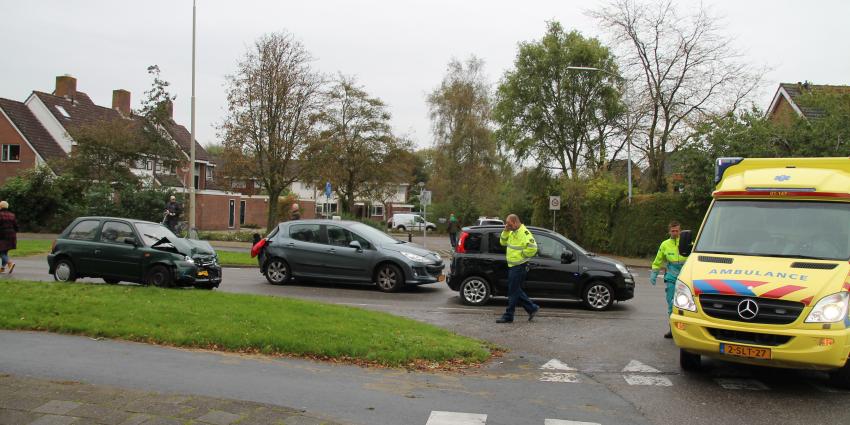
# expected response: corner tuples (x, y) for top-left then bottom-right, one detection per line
(55, 263), (72, 281)
(377, 267), (398, 291)
(463, 279), (488, 304)
(586, 284), (612, 309)
(267, 261), (287, 284)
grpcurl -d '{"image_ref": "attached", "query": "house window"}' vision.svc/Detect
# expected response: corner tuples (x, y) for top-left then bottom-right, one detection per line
(55, 105), (71, 118)
(240, 200), (246, 225)
(206, 167), (214, 181)
(371, 204), (384, 217)
(228, 199), (236, 228)
(1, 145), (20, 162)
(316, 202), (338, 217)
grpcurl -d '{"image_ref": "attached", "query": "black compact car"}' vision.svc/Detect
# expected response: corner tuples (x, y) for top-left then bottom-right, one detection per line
(47, 216), (222, 289)
(447, 226), (634, 310)
(254, 219), (444, 292)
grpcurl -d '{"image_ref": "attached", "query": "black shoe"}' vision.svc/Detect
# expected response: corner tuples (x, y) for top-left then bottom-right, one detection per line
(496, 317), (513, 323)
(528, 307), (540, 321)
(664, 331), (673, 339)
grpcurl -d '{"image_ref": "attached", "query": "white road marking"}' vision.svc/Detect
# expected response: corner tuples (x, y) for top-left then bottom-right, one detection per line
(622, 359), (661, 373)
(539, 372), (581, 383)
(426, 411), (487, 425)
(545, 420), (602, 425)
(715, 378), (769, 391)
(623, 375), (672, 386)
(541, 359), (577, 371)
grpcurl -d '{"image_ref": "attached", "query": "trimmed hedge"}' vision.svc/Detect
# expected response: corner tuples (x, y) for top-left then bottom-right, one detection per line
(609, 193), (705, 258)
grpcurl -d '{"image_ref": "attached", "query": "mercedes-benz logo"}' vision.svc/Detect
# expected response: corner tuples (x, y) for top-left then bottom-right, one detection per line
(737, 299), (759, 320)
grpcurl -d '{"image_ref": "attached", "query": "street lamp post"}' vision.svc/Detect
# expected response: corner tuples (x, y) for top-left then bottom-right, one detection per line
(565, 66), (632, 204)
(188, 0), (197, 237)
(417, 181), (426, 248)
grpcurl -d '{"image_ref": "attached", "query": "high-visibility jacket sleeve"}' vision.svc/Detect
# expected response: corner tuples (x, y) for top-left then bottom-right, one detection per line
(522, 232), (538, 258)
(651, 242), (666, 270)
(500, 230), (509, 246)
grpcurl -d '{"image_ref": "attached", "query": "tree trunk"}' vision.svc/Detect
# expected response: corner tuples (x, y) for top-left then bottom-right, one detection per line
(266, 188), (281, 231)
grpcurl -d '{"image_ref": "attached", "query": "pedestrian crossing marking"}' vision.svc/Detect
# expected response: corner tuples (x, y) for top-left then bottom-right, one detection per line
(426, 411), (487, 425)
(623, 374), (672, 386)
(622, 360), (660, 373)
(714, 378), (769, 391)
(539, 372), (580, 383)
(544, 420), (602, 425)
(541, 359), (576, 371)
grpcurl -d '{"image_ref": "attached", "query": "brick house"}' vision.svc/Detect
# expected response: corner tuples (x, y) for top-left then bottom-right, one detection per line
(766, 82), (850, 124)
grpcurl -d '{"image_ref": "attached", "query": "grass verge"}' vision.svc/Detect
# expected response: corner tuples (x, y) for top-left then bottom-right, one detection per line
(11, 239), (53, 257)
(0, 280), (494, 368)
(215, 250), (257, 267)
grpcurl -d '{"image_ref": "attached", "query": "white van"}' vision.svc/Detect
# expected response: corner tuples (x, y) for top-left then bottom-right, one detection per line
(388, 213), (436, 232)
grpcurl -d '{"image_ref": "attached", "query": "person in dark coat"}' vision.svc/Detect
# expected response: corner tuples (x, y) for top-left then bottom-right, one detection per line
(447, 213), (460, 248)
(164, 195), (181, 232)
(0, 201), (18, 274)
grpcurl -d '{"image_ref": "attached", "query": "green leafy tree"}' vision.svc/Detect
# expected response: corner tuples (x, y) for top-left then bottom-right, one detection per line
(494, 22), (624, 178)
(137, 65), (184, 182)
(220, 31), (324, 230)
(306, 75), (399, 214)
(427, 56), (500, 224)
(63, 118), (146, 185)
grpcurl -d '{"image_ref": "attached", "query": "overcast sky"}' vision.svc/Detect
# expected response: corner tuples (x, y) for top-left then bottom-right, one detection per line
(2, 0), (849, 149)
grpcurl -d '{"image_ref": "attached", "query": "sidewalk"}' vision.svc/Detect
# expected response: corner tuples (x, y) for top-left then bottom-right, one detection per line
(0, 373), (342, 425)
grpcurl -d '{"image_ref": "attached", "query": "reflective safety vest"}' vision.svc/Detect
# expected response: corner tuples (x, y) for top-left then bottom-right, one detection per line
(652, 237), (688, 282)
(500, 224), (538, 267)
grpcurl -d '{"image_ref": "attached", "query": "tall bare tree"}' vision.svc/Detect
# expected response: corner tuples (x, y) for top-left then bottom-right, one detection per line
(591, 0), (762, 191)
(428, 56), (499, 223)
(220, 32), (323, 229)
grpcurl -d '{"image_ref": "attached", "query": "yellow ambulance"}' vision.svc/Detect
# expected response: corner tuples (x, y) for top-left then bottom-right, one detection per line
(672, 157), (850, 388)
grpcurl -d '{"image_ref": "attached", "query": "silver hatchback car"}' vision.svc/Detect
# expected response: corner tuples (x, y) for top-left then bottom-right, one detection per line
(254, 219), (445, 292)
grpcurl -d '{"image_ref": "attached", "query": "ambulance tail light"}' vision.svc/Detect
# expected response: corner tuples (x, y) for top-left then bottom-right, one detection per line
(456, 232), (470, 253)
(674, 280), (697, 312)
(805, 292), (849, 323)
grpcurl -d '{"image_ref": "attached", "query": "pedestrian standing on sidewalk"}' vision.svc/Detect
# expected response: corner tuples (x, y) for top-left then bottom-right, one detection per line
(447, 213), (459, 249)
(496, 214), (540, 323)
(0, 201), (18, 274)
(650, 220), (688, 338)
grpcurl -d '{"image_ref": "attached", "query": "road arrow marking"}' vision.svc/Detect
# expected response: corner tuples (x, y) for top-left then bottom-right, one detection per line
(623, 375), (672, 386)
(541, 359), (576, 371)
(540, 372), (580, 383)
(622, 359), (661, 373)
(426, 411), (487, 425)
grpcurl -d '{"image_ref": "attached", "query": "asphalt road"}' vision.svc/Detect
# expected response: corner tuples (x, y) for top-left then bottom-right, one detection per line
(3, 255), (850, 425)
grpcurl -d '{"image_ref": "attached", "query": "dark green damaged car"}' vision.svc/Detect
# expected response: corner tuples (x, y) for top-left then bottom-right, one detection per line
(47, 216), (222, 289)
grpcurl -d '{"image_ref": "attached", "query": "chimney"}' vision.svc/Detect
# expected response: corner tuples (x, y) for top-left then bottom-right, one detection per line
(55, 75), (77, 98)
(112, 89), (131, 116)
(164, 99), (174, 119)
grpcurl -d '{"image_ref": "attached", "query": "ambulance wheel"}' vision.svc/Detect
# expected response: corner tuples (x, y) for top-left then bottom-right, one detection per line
(828, 362), (850, 389)
(680, 349), (702, 372)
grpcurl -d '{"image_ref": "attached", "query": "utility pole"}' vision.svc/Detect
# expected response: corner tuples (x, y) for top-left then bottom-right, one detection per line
(188, 0), (197, 237)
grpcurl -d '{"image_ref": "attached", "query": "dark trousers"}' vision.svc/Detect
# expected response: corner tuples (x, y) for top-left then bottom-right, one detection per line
(449, 232), (458, 248)
(501, 264), (538, 320)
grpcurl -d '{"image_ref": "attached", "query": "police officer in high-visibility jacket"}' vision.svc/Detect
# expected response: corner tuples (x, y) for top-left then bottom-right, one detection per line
(650, 221), (688, 338)
(496, 214), (541, 323)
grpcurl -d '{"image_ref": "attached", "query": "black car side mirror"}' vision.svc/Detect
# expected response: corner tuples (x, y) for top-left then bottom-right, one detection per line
(561, 250), (576, 264)
(679, 230), (693, 257)
(123, 237), (139, 247)
(349, 240), (363, 252)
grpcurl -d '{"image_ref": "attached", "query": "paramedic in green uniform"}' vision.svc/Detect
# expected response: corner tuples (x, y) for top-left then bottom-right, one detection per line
(650, 221), (688, 339)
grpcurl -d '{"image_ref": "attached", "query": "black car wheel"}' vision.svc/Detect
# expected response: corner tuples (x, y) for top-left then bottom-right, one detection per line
(103, 278), (120, 284)
(146, 265), (173, 288)
(397, 225), (406, 232)
(460, 277), (491, 306)
(582, 280), (614, 311)
(264, 258), (290, 285)
(829, 361), (850, 389)
(53, 258), (76, 282)
(680, 349), (702, 372)
(375, 263), (403, 292)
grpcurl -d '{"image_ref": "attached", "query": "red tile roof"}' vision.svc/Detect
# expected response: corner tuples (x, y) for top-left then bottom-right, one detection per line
(0, 98), (66, 161)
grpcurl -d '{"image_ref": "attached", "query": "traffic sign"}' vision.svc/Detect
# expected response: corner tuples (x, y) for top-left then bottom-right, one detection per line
(325, 182), (332, 198)
(420, 190), (432, 206)
(549, 196), (561, 211)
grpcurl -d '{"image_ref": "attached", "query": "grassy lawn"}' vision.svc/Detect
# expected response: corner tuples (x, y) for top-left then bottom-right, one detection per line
(11, 239), (53, 257)
(215, 250), (257, 267)
(0, 280), (494, 367)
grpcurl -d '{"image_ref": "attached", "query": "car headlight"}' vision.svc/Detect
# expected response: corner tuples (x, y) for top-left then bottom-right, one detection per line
(183, 256), (194, 264)
(401, 252), (429, 263)
(805, 292), (849, 323)
(673, 280), (697, 312)
(615, 263), (630, 276)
